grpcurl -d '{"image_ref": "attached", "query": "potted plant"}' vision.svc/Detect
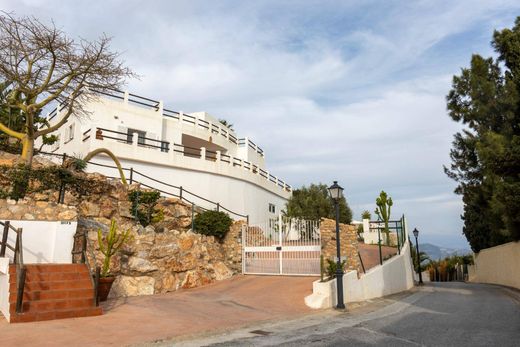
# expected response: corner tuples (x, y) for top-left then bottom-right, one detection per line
(97, 219), (132, 301)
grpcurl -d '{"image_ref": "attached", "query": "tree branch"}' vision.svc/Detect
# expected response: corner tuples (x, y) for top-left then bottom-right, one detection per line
(0, 120), (24, 139)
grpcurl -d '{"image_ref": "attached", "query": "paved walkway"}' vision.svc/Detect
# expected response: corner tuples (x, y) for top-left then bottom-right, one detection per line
(0, 275), (317, 347)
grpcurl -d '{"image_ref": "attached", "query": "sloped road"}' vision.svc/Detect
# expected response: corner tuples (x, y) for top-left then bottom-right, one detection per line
(198, 282), (520, 347)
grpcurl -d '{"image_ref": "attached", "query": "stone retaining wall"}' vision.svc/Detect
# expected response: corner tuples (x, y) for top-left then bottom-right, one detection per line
(0, 151), (244, 297)
(320, 218), (361, 273)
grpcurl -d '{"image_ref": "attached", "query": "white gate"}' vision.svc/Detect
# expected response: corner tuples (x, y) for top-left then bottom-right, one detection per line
(242, 215), (321, 275)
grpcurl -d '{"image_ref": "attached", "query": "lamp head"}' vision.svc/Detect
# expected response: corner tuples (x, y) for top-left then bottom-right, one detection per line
(328, 181), (344, 201)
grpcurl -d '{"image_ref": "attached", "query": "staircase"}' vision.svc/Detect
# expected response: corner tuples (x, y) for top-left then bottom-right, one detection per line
(8, 264), (102, 323)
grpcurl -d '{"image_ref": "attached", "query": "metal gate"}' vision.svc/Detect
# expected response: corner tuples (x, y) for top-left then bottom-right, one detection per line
(242, 215), (321, 275)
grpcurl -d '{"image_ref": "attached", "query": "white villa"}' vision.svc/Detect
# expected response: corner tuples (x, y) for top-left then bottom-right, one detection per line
(38, 89), (292, 224)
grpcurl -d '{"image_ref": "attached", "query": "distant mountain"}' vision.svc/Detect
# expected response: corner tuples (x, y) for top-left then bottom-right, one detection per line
(419, 243), (471, 261)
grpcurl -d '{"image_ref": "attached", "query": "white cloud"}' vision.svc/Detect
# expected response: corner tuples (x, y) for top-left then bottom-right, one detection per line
(2, 0), (520, 248)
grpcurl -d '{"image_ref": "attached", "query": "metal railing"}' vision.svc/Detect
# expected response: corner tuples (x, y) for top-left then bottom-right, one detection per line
(82, 88), (262, 156)
(71, 232), (100, 307)
(0, 221), (26, 314)
(36, 150), (250, 221)
(91, 127), (291, 192)
(368, 215), (407, 266)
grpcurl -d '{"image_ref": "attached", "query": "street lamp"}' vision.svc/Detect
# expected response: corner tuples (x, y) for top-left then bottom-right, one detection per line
(412, 228), (423, 284)
(328, 181), (345, 309)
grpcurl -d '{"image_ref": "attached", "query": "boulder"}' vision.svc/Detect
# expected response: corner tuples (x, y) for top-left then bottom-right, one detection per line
(126, 257), (158, 273)
(109, 275), (155, 297)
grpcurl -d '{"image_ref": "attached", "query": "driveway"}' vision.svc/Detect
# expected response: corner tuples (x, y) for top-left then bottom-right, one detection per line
(204, 282), (520, 346)
(0, 275), (317, 347)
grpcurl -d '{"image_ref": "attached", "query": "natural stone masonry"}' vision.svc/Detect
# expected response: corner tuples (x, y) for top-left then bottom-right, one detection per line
(320, 218), (362, 274)
(0, 198), (78, 221)
(0, 150), (244, 298)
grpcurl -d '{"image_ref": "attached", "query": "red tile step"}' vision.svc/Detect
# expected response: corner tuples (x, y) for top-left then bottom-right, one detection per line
(7, 264), (103, 323)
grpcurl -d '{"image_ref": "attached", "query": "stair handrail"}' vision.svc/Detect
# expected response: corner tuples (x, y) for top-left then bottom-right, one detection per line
(0, 220), (26, 314)
(72, 231), (100, 307)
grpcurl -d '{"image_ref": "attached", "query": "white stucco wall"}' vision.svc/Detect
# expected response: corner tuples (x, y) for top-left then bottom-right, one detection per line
(85, 155), (286, 225)
(38, 91), (291, 225)
(2, 220), (77, 264)
(305, 228), (415, 309)
(470, 241), (520, 290)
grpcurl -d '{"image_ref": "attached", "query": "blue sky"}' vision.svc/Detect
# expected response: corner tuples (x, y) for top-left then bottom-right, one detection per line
(4, 0), (520, 248)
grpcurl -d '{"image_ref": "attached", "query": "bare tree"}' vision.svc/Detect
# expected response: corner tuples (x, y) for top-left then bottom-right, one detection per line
(0, 13), (134, 165)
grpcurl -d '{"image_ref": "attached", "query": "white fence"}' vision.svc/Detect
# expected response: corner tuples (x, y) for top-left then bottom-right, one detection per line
(242, 215), (321, 276)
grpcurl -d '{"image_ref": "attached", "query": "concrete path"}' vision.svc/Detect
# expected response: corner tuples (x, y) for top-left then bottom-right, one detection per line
(0, 275), (317, 347)
(199, 282), (520, 347)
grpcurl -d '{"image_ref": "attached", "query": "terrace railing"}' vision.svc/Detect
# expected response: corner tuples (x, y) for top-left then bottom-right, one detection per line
(89, 127), (291, 192)
(51, 88), (264, 157)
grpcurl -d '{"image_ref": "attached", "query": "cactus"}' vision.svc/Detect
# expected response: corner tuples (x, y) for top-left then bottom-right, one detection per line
(375, 191), (393, 246)
(97, 219), (133, 277)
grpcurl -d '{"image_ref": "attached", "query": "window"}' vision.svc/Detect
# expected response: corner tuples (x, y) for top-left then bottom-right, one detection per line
(65, 123), (75, 142)
(268, 203), (276, 213)
(127, 129), (146, 145)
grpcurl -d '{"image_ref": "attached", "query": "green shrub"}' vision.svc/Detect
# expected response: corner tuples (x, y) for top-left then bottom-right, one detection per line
(325, 258), (346, 280)
(193, 210), (233, 239)
(128, 189), (161, 227)
(0, 164), (93, 200)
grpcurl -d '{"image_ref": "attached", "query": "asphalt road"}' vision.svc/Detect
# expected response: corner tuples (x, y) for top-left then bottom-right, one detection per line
(194, 282), (520, 347)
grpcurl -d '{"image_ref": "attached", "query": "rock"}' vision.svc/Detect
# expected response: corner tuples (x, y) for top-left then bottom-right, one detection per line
(33, 193), (49, 201)
(118, 201), (134, 218)
(78, 218), (108, 233)
(178, 234), (194, 251)
(149, 243), (178, 259)
(23, 213), (35, 220)
(0, 209), (10, 219)
(35, 201), (48, 208)
(78, 201), (100, 217)
(127, 257), (158, 273)
(211, 262), (233, 281)
(98, 198), (116, 219)
(109, 275), (155, 297)
(155, 272), (178, 293)
(173, 204), (190, 218)
(57, 209), (78, 220)
(181, 270), (212, 289)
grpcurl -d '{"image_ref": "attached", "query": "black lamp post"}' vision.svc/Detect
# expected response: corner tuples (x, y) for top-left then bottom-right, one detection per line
(412, 228), (423, 284)
(328, 181), (345, 309)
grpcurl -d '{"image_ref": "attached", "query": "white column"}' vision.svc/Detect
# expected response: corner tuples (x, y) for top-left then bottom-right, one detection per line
(363, 219), (370, 234)
(200, 146), (206, 160)
(124, 91), (129, 104)
(157, 100), (164, 114)
(216, 150), (221, 162)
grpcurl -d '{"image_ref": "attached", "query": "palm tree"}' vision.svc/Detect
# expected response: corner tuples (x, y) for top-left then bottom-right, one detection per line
(410, 245), (431, 272)
(219, 119), (234, 130)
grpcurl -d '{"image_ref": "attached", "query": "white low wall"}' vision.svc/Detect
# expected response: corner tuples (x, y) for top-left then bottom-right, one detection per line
(3, 220), (77, 264)
(470, 241), (520, 290)
(0, 258), (10, 321)
(0, 220), (76, 321)
(305, 238), (415, 309)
